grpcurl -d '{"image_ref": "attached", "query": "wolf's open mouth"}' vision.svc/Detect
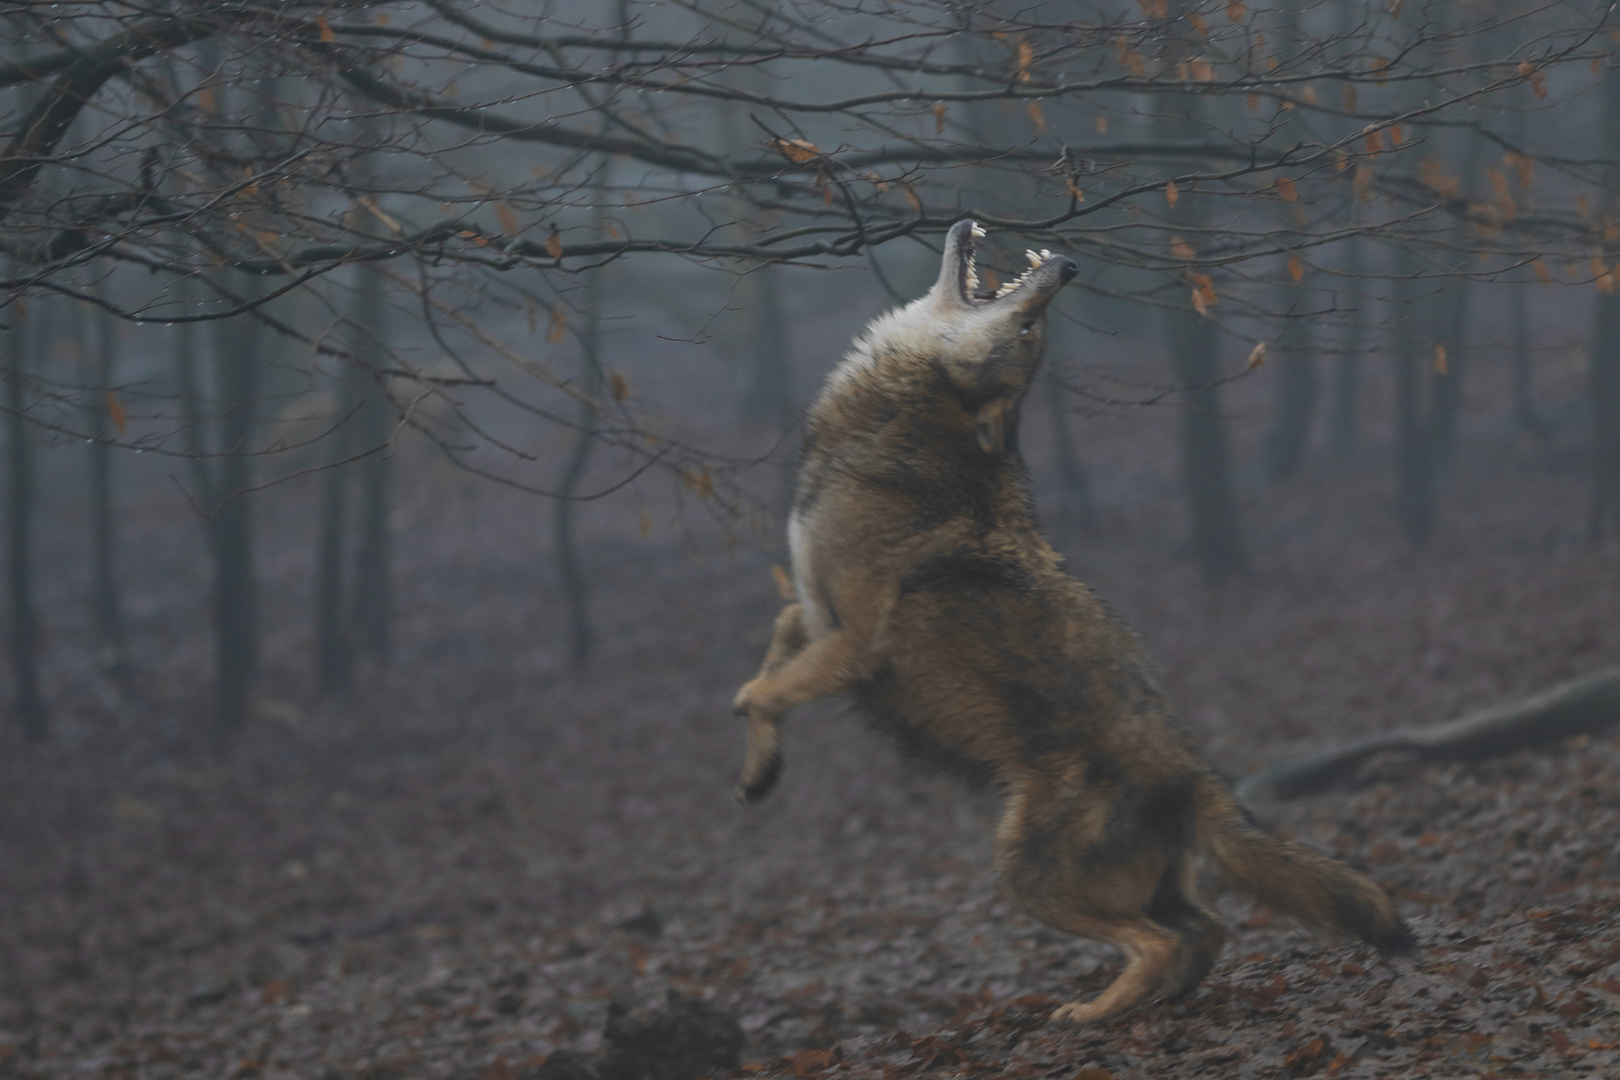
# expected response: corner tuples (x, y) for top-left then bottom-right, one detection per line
(959, 222), (1055, 304)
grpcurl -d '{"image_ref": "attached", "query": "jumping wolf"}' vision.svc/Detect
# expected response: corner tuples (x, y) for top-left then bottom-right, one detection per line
(730, 220), (1415, 1024)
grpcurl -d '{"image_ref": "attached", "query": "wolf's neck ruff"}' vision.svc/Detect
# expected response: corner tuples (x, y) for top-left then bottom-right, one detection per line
(732, 220), (1414, 1026)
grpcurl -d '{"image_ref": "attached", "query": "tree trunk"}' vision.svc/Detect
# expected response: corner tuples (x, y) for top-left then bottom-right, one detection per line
(1426, 275), (1473, 472)
(1328, 236), (1366, 455)
(315, 360), (354, 694)
(348, 263), (392, 662)
(1591, 47), (1620, 537)
(1260, 305), (1316, 481)
(1390, 241), (1443, 544)
(86, 286), (129, 682)
(1508, 277), (1543, 435)
(1239, 664), (1620, 801)
(1168, 299), (1247, 580)
(1043, 371), (1097, 536)
(553, 258), (604, 669)
(209, 294), (261, 732)
(4, 282), (46, 738)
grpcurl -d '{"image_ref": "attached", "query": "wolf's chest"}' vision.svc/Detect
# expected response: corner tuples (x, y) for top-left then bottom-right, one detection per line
(786, 507), (833, 637)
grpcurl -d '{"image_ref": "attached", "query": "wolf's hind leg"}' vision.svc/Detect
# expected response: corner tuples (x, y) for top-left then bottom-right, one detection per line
(734, 604), (807, 803)
(1043, 915), (1184, 1025)
(1145, 861), (1226, 1001)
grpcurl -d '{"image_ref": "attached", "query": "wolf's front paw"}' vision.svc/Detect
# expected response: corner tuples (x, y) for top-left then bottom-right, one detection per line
(734, 751), (783, 805)
(731, 679), (763, 717)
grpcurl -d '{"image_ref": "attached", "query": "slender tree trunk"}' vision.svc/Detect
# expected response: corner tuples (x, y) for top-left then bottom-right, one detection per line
(3, 285), (45, 738)
(1157, 60), (1244, 580)
(1260, 307), (1317, 481)
(209, 295), (261, 732)
(1591, 46), (1620, 537)
(86, 287), (129, 682)
(348, 263), (392, 662)
(1043, 371), (1096, 536)
(1391, 248), (1435, 543)
(1168, 299), (1246, 580)
(553, 258), (605, 669)
(315, 366), (354, 694)
(1508, 278), (1543, 435)
(1329, 236), (1366, 455)
(1426, 274), (1473, 472)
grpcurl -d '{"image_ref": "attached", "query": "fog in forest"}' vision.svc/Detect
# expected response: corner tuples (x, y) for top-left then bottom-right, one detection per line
(3, 2), (1619, 1078)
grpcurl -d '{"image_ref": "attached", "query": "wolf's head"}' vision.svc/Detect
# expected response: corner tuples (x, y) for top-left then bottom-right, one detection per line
(850, 220), (1078, 455)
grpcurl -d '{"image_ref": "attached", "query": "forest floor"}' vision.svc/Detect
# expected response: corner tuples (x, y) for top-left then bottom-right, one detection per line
(3, 403), (1620, 1080)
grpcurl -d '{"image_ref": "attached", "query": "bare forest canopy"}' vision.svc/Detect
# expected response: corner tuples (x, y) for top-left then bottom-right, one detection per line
(3, 0), (1620, 731)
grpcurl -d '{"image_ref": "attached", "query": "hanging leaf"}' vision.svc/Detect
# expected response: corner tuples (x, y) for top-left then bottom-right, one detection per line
(494, 201), (520, 235)
(639, 508), (653, 537)
(1433, 344), (1448, 375)
(1389, 123), (1404, 145)
(1137, 0), (1169, 17)
(1190, 273), (1216, 315)
(1593, 258), (1614, 294)
(1116, 37), (1146, 78)
(1094, 113), (1109, 134)
(1486, 166), (1517, 220)
(1189, 11), (1208, 36)
(1191, 60), (1214, 82)
(932, 102), (947, 134)
(1531, 258), (1551, 285)
(1015, 39), (1033, 83)
(1026, 100), (1045, 132)
(1226, 0), (1245, 22)
(683, 465), (715, 500)
(1343, 84), (1359, 111)
(1418, 158), (1460, 199)
(1504, 150), (1534, 188)
(544, 231), (563, 258)
(768, 137), (820, 163)
(1275, 176), (1298, 202)
(901, 183), (922, 212)
(1165, 179), (1179, 207)
(1517, 60), (1548, 100)
(1246, 342), (1268, 370)
(1287, 257), (1304, 282)
(106, 391), (127, 435)
(317, 13), (335, 43)
(1246, 93), (1259, 112)
(1365, 129), (1384, 153)
(1352, 165), (1375, 202)
(547, 307), (567, 344)
(1171, 235), (1195, 261)
(608, 370), (631, 401)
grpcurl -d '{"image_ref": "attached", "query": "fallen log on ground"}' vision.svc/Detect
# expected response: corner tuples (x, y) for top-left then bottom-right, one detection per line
(1236, 664), (1620, 801)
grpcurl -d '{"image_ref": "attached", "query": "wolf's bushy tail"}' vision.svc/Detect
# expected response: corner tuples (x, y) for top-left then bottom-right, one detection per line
(1194, 774), (1416, 954)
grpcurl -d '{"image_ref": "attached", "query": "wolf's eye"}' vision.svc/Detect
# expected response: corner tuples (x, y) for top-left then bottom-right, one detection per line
(1018, 325), (1032, 337)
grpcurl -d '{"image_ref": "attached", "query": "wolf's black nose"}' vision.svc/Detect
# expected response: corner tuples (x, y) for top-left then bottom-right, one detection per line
(1055, 257), (1079, 282)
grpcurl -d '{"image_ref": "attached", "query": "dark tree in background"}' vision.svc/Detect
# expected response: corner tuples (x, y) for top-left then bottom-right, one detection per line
(0, 0), (1616, 726)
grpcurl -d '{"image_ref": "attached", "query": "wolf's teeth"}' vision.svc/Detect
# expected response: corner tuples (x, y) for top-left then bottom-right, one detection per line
(1040, 248), (1053, 260)
(971, 223), (987, 238)
(1025, 249), (1042, 267)
(996, 284), (1015, 297)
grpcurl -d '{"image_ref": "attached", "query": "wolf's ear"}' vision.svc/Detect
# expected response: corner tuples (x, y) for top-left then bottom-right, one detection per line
(973, 398), (1010, 455)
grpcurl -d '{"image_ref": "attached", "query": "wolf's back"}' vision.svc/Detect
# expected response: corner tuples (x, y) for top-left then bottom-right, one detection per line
(1194, 774), (1416, 954)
